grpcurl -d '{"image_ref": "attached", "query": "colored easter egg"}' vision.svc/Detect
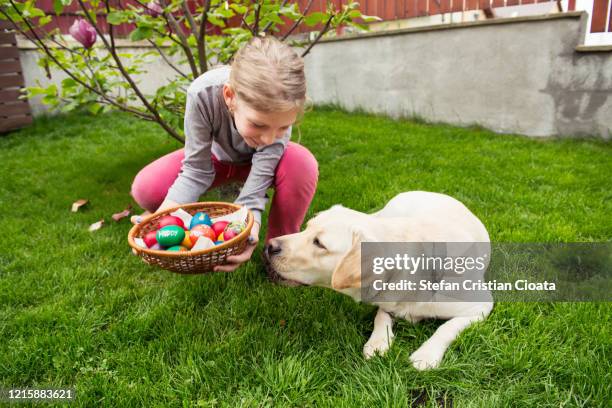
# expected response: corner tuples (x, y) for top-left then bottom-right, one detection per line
(156, 225), (185, 247)
(167, 245), (187, 251)
(143, 230), (158, 248)
(217, 232), (225, 242)
(189, 212), (212, 229)
(158, 215), (185, 229)
(181, 234), (193, 249)
(214, 241), (223, 245)
(189, 224), (216, 244)
(211, 221), (229, 238)
(226, 221), (246, 233)
(222, 221), (246, 241)
(222, 228), (238, 241)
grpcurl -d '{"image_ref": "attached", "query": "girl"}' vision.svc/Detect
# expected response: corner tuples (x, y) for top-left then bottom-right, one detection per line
(130, 36), (318, 277)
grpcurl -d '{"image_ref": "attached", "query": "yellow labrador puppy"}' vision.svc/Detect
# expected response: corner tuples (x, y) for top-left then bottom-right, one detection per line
(265, 191), (493, 370)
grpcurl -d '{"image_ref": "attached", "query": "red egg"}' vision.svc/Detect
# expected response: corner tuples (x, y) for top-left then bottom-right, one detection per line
(189, 224), (216, 244)
(143, 230), (158, 248)
(157, 215), (185, 229)
(211, 221), (229, 239)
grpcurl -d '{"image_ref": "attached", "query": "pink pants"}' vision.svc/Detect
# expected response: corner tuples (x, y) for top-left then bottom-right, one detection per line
(130, 142), (318, 242)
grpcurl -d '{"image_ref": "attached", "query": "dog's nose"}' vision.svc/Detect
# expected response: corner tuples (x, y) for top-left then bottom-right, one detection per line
(265, 240), (282, 257)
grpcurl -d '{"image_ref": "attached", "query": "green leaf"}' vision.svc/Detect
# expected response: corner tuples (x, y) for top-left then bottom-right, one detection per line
(88, 103), (103, 115)
(303, 12), (327, 27)
(360, 14), (382, 23)
(61, 77), (77, 90)
(266, 13), (284, 26)
(45, 84), (58, 96)
(130, 27), (153, 41)
(279, 5), (301, 20)
(207, 15), (226, 27)
(51, 0), (73, 15)
(60, 100), (79, 113)
(347, 22), (368, 31)
(221, 27), (245, 35)
(26, 87), (47, 97)
(107, 11), (127, 26)
(24, 7), (46, 18)
(42, 94), (59, 106)
(215, 7), (235, 19)
(39, 15), (52, 26)
(53, 0), (64, 15)
(229, 3), (247, 15)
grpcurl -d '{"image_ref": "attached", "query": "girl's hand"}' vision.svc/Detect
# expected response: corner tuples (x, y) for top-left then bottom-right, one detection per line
(130, 199), (179, 225)
(214, 222), (260, 273)
(130, 211), (150, 225)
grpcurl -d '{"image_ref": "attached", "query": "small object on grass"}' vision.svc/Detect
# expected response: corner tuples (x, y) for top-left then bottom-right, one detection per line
(112, 205), (132, 222)
(88, 219), (104, 232)
(71, 199), (88, 212)
(156, 225), (185, 247)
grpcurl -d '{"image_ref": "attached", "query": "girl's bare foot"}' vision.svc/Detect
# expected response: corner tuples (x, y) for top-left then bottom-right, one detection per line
(130, 211), (151, 225)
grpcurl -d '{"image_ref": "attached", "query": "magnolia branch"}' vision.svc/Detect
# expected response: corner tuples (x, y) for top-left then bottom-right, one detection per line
(78, 0), (184, 142)
(301, 14), (334, 57)
(1, 3), (154, 121)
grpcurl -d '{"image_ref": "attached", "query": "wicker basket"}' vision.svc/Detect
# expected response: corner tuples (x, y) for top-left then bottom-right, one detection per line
(127, 202), (254, 274)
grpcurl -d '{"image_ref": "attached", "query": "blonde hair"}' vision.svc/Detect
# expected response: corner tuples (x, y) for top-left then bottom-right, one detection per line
(229, 36), (309, 121)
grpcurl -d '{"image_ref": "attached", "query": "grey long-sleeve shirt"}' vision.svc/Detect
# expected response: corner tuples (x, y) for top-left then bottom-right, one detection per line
(166, 65), (291, 225)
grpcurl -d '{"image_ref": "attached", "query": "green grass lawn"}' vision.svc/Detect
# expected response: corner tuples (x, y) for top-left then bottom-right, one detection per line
(0, 107), (610, 407)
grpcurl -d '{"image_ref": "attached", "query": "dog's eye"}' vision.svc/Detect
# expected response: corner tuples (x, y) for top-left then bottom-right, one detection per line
(313, 237), (326, 249)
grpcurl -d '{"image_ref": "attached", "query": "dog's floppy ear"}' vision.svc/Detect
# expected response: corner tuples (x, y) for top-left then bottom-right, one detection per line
(331, 228), (369, 290)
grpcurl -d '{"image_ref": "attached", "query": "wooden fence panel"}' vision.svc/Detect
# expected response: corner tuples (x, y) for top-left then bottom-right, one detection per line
(33, 1), (582, 37)
(0, 26), (33, 134)
(609, 0), (612, 32)
(590, 0), (610, 32)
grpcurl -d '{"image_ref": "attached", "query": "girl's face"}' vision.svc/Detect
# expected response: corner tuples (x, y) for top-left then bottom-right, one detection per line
(223, 84), (297, 148)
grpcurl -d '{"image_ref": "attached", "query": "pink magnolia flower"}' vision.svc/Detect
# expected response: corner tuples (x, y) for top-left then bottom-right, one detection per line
(146, 1), (163, 18)
(69, 18), (97, 49)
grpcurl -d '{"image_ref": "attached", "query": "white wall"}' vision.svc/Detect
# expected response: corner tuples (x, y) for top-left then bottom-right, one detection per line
(18, 12), (612, 139)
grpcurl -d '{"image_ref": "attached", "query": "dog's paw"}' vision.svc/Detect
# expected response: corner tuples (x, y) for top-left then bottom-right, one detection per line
(363, 337), (393, 359)
(409, 346), (443, 370)
(404, 314), (423, 324)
